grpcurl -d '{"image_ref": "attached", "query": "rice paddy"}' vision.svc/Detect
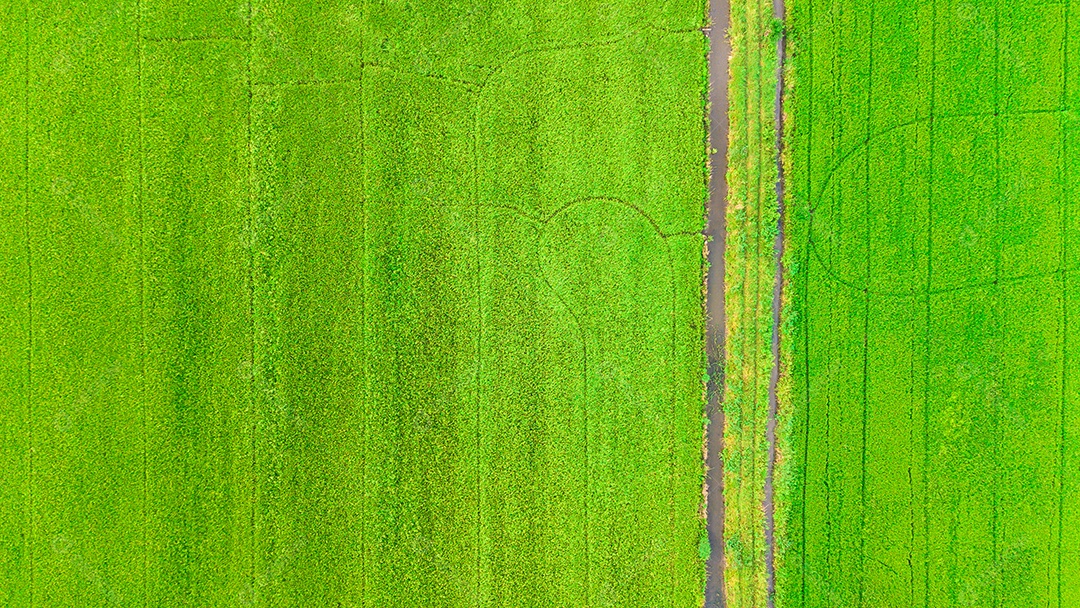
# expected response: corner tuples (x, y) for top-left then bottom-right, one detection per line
(0, 1), (708, 605)
(6, 0), (1074, 606)
(776, 0), (1080, 605)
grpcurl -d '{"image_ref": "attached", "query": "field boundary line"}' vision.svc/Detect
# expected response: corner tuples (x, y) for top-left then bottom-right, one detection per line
(825, 0), (841, 595)
(23, 1), (34, 604)
(991, 5), (1002, 605)
(245, 0), (257, 602)
(360, 0), (369, 598)
(858, 4), (876, 607)
(137, 0), (148, 603)
(1057, 3), (1071, 605)
(473, 97), (483, 608)
(142, 35), (246, 43)
(797, 0), (814, 604)
(922, 1), (938, 604)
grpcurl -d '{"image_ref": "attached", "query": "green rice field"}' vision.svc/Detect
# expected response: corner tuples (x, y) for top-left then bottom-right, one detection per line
(776, 0), (1080, 605)
(7, 0), (1077, 606)
(0, 1), (708, 605)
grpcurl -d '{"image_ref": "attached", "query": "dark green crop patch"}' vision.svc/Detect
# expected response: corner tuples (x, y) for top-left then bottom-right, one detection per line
(776, 1), (1080, 606)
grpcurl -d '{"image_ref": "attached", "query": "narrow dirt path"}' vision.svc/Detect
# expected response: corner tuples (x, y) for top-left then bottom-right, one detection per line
(705, 0), (732, 604)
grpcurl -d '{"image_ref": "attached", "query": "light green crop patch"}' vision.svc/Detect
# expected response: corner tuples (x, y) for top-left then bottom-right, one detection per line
(777, 0), (1080, 606)
(0, 0), (709, 606)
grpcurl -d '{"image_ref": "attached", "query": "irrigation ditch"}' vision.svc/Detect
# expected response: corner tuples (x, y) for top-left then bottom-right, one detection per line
(706, 0), (787, 604)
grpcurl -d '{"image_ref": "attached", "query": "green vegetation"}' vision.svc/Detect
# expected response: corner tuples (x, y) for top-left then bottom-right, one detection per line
(0, 1), (708, 605)
(778, 0), (1080, 606)
(723, 0), (780, 604)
